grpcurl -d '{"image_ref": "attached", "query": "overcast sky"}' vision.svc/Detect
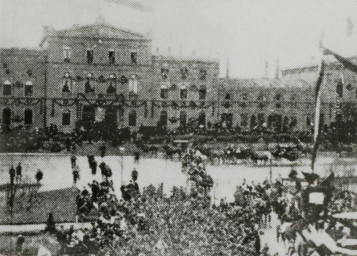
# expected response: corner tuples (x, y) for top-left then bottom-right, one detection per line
(0, 0), (357, 77)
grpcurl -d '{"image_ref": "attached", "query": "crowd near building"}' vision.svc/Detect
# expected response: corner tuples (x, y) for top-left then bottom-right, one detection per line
(1, 16), (357, 134)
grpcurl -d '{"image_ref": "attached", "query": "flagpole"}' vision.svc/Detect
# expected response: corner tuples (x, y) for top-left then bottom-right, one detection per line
(311, 40), (325, 172)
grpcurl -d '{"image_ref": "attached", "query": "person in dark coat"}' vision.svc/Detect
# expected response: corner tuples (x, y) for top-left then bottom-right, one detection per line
(9, 165), (16, 185)
(99, 144), (107, 158)
(70, 154), (77, 168)
(16, 162), (22, 183)
(35, 169), (43, 184)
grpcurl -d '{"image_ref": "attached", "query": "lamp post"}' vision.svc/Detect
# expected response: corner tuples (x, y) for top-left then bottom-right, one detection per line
(119, 147), (125, 186)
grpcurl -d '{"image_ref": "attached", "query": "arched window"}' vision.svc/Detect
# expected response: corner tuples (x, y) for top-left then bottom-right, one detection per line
(62, 73), (72, 93)
(180, 84), (188, 99)
(129, 110), (137, 126)
(107, 74), (117, 95)
(25, 81), (33, 96)
(129, 75), (138, 94)
(3, 80), (12, 96)
(24, 109), (33, 125)
(62, 110), (71, 126)
(2, 108), (11, 125)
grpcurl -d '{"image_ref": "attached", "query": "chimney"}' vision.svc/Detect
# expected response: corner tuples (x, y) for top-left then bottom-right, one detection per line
(226, 57), (230, 79)
(275, 59), (280, 79)
(265, 61), (269, 77)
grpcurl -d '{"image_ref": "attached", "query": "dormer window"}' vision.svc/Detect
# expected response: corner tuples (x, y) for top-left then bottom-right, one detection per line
(63, 47), (71, 63)
(225, 93), (232, 100)
(275, 94), (282, 101)
(199, 69), (207, 80)
(161, 68), (169, 80)
(109, 50), (115, 64)
(181, 66), (189, 80)
(87, 50), (94, 64)
(131, 51), (137, 64)
(25, 81), (33, 96)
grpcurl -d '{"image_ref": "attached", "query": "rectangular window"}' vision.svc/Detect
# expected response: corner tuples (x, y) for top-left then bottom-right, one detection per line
(109, 51), (115, 64)
(131, 51), (137, 64)
(180, 89), (188, 99)
(199, 88), (206, 100)
(62, 111), (71, 126)
(160, 88), (168, 99)
(3, 84), (11, 95)
(25, 85), (33, 96)
(87, 50), (94, 64)
(24, 109), (33, 125)
(63, 47), (71, 63)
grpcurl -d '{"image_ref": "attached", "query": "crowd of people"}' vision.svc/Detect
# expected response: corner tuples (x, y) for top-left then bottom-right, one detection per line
(44, 148), (285, 255)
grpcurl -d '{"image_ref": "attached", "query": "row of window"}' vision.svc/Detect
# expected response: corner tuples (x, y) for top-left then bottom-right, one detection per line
(63, 47), (138, 65)
(2, 81), (33, 96)
(160, 67), (208, 81)
(2, 108), (33, 125)
(160, 87), (206, 99)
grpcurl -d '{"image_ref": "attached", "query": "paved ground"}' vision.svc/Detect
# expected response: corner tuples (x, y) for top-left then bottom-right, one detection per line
(260, 213), (288, 256)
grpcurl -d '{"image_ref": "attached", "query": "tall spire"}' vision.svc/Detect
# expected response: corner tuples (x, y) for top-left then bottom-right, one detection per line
(95, 1), (106, 25)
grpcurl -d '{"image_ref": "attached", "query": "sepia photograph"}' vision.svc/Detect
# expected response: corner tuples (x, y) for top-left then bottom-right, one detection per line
(0, 0), (357, 255)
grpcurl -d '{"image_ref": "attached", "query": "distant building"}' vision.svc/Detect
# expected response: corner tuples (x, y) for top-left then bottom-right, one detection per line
(1, 18), (357, 133)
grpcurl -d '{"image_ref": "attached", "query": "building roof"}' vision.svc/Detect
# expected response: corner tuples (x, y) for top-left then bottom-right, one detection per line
(40, 21), (149, 47)
(54, 23), (147, 40)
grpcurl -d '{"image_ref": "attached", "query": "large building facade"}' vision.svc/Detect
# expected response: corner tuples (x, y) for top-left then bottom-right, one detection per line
(1, 19), (357, 133)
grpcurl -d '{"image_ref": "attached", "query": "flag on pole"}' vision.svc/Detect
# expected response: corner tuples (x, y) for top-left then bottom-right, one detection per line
(311, 41), (325, 172)
(323, 48), (357, 74)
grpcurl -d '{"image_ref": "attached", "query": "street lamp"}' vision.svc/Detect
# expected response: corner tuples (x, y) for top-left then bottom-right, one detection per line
(119, 147), (125, 186)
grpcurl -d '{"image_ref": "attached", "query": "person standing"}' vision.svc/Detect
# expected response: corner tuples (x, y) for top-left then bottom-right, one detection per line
(73, 165), (80, 184)
(70, 154), (77, 168)
(36, 169), (43, 184)
(16, 162), (22, 183)
(9, 165), (15, 185)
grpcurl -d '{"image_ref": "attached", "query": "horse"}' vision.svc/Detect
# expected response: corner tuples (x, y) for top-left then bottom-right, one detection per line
(251, 151), (272, 165)
(162, 145), (182, 160)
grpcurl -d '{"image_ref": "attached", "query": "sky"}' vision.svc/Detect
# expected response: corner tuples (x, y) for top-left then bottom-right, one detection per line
(0, 0), (357, 78)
